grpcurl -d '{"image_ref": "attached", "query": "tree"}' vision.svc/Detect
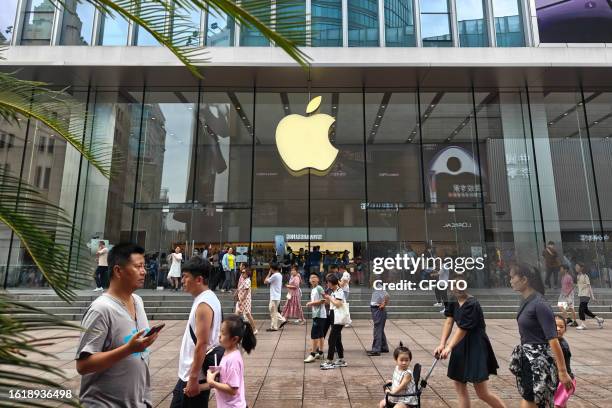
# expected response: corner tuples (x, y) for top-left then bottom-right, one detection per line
(0, 1), (309, 405)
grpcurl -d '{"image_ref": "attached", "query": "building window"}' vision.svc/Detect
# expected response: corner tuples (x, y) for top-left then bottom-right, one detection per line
(492, 0), (524, 47)
(384, 0), (415, 47)
(419, 0), (452, 47)
(8, 134), (14, 148)
(0, 133), (5, 148)
(172, 7), (201, 46)
(99, 12), (129, 45)
(1, 0), (19, 45)
(456, 0), (488, 47)
(60, 0), (96, 45)
(239, 0), (271, 46)
(21, 0), (55, 45)
(206, 11), (234, 46)
(312, 0), (343, 46)
(47, 137), (54, 154)
(43, 167), (51, 189)
(134, 0), (166, 46)
(38, 136), (46, 152)
(34, 165), (42, 187)
(348, 0), (379, 47)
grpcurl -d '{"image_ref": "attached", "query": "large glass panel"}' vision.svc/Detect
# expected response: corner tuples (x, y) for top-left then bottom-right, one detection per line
(252, 91), (308, 280)
(134, 1), (165, 46)
(476, 90), (543, 287)
(420, 0), (452, 47)
(348, 0), (379, 47)
(239, 0), (271, 46)
(172, 7), (201, 47)
(312, 0), (343, 46)
(1, 0), (19, 45)
(456, 0), (488, 47)
(206, 11), (234, 46)
(60, 0), (96, 45)
(21, 0), (55, 45)
(492, 0), (524, 47)
(585, 92), (612, 287)
(384, 0), (415, 47)
(277, 0), (307, 46)
(530, 90), (605, 287)
(99, 12), (129, 45)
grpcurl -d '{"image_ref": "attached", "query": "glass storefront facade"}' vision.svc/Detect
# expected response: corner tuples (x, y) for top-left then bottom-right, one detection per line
(2, 86), (611, 289)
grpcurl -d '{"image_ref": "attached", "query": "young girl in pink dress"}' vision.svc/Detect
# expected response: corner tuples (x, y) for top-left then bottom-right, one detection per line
(282, 265), (305, 324)
(206, 314), (257, 408)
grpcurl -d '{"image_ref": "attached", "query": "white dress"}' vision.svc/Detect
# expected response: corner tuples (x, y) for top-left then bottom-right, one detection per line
(168, 253), (183, 278)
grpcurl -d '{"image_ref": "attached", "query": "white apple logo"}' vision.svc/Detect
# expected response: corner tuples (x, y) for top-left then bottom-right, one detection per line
(275, 96), (339, 176)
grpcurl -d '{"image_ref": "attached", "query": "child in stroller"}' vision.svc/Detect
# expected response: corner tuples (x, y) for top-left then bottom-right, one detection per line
(381, 343), (439, 408)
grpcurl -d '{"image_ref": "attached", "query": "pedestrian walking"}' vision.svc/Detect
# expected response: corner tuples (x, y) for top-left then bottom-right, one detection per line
(282, 265), (305, 324)
(168, 246), (183, 291)
(170, 257), (224, 408)
(434, 278), (505, 408)
(320, 273), (348, 370)
(543, 241), (561, 289)
(508, 263), (574, 408)
(236, 263), (257, 334)
(553, 315), (576, 408)
(557, 265), (577, 327)
(206, 314), (257, 408)
(575, 262), (604, 330)
(304, 272), (326, 363)
(93, 240), (109, 291)
(76, 243), (160, 407)
(264, 263), (287, 332)
(221, 247), (236, 292)
(367, 288), (390, 356)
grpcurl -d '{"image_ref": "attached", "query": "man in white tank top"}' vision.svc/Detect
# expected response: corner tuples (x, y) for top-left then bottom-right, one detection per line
(170, 257), (223, 408)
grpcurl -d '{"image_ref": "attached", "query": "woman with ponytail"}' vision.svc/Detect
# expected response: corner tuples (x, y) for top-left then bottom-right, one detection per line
(509, 264), (574, 408)
(206, 314), (257, 408)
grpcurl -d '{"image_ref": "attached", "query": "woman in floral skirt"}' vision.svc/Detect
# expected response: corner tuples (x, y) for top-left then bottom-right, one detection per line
(236, 263), (257, 334)
(282, 265), (305, 324)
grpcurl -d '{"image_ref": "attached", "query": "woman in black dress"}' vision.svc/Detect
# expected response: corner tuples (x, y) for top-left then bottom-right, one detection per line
(434, 278), (506, 408)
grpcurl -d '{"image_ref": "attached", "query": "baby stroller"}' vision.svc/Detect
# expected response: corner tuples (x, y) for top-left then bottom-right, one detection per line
(383, 357), (439, 408)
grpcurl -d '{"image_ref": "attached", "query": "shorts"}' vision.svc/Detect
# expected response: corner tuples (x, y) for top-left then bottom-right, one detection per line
(311, 317), (326, 339)
(558, 291), (574, 308)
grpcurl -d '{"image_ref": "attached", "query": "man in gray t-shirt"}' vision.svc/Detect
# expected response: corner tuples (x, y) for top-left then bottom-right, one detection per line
(76, 243), (160, 407)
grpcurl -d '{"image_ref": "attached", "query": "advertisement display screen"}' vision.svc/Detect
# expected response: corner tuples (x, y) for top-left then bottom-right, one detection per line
(536, 0), (612, 43)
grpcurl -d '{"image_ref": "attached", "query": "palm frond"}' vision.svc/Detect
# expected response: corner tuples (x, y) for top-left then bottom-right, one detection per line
(0, 294), (82, 407)
(0, 72), (113, 178)
(0, 167), (94, 302)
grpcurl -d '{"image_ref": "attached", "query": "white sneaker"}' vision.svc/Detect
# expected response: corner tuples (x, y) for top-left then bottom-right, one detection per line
(433, 302), (442, 307)
(304, 354), (316, 363)
(596, 317), (604, 328)
(576, 324), (587, 330)
(316, 353), (323, 360)
(93, 287), (103, 292)
(439, 308), (446, 314)
(333, 359), (348, 367)
(320, 360), (336, 370)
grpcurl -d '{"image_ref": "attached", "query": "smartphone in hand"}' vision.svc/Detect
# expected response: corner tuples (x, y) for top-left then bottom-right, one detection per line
(144, 323), (165, 338)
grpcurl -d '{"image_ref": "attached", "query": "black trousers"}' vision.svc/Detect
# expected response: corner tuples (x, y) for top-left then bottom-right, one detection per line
(545, 266), (559, 288)
(169, 346), (224, 408)
(327, 310), (344, 360)
(94, 266), (108, 288)
(579, 297), (597, 321)
(371, 306), (389, 353)
(434, 287), (448, 304)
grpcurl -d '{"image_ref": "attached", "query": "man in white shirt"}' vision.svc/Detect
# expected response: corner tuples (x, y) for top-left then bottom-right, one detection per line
(264, 263), (287, 331)
(170, 257), (223, 408)
(94, 241), (109, 291)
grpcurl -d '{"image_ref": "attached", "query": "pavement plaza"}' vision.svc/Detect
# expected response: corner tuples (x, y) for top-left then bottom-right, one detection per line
(24, 318), (612, 407)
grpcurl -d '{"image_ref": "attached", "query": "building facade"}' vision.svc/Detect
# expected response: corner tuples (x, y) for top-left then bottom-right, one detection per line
(1, 0), (612, 288)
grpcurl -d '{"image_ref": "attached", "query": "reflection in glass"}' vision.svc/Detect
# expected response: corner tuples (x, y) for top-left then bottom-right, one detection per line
(384, 0), (415, 47)
(1, 0), (19, 44)
(134, 1), (165, 46)
(348, 0), (379, 47)
(492, 0), (524, 46)
(99, 13), (129, 45)
(312, 0), (343, 46)
(456, 0), (488, 47)
(277, 0), (307, 46)
(172, 7), (201, 46)
(240, 0), (271, 46)
(21, 0), (55, 45)
(60, 0), (96, 45)
(206, 11), (234, 46)
(420, 0), (452, 47)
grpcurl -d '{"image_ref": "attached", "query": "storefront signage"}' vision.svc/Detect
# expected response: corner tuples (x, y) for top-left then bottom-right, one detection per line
(275, 96), (339, 176)
(285, 233), (323, 241)
(580, 234), (610, 242)
(360, 202), (405, 210)
(442, 222), (472, 229)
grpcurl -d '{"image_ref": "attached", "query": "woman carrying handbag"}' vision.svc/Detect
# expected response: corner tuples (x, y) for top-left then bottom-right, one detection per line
(320, 273), (350, 370)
